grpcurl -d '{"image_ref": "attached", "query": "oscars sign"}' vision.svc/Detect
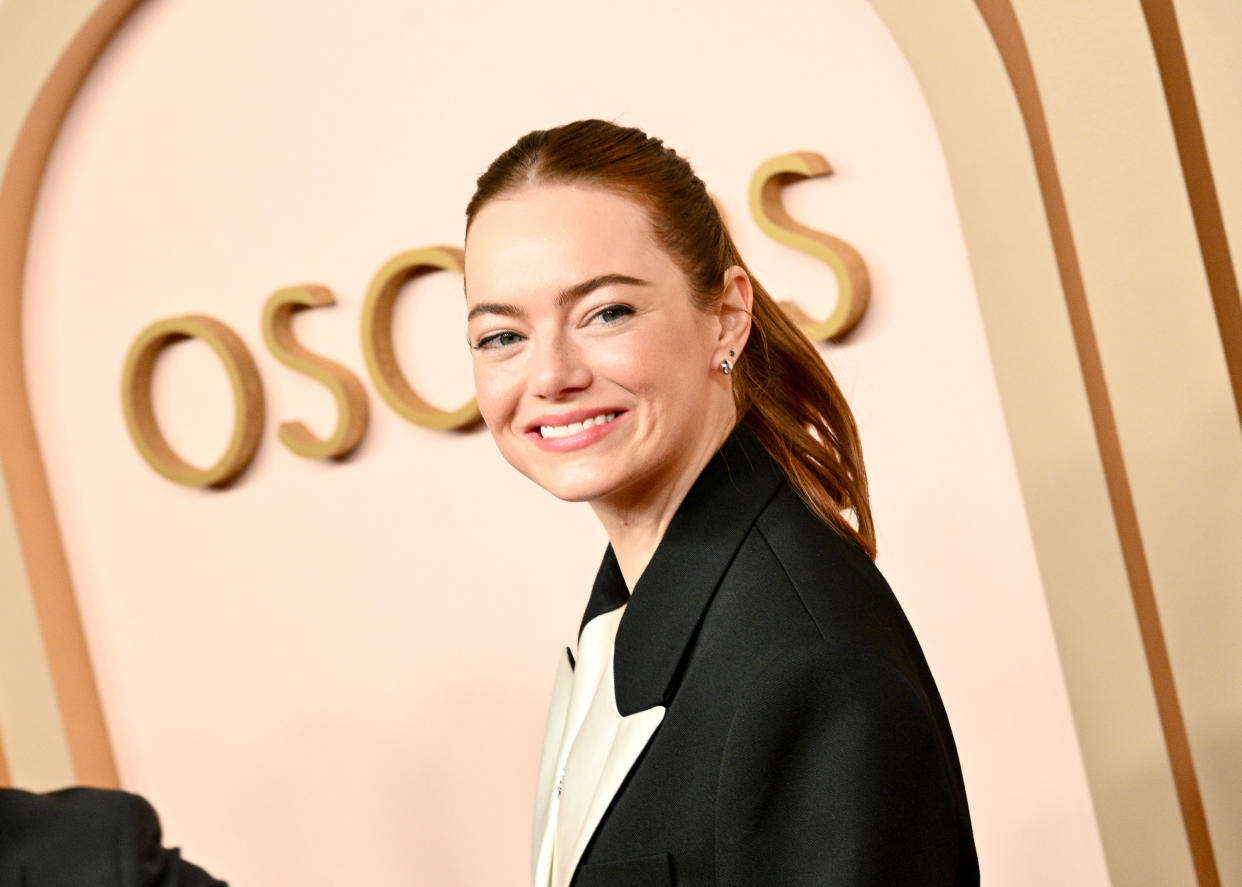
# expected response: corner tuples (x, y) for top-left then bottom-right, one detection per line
(120, 152), (870, 488)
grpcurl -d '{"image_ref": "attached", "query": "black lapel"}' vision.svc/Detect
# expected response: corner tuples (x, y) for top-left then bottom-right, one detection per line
(580, 548), (631, 638)
(581, 424), (784, 716)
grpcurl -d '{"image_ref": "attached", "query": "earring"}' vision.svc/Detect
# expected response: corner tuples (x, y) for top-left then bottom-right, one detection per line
(729, 349), (736, 357)
(720, 359), (732, 376)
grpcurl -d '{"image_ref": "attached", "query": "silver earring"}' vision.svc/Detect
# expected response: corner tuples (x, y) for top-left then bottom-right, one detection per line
(720, 359), (732, 376)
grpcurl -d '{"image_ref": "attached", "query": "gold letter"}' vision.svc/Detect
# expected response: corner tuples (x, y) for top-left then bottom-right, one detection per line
(120, 315), (264, 487)
(262, 285), (369, 459)
(360, 246), (480, 430)
(748, 152), (870, 341)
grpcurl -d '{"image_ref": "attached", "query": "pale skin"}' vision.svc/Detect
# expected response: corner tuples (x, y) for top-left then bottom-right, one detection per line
(464, 183), (753, 588)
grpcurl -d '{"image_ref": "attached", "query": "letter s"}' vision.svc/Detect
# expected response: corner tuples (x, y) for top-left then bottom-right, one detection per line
(262, 285), (370, 459)
(748, 152), (870, 341)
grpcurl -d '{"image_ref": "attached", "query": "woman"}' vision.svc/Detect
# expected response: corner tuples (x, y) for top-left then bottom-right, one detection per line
(463, 120), (978, 887)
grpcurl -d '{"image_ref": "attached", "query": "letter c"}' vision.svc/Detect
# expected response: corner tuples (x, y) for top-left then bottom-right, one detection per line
(360, 246), (480, 430)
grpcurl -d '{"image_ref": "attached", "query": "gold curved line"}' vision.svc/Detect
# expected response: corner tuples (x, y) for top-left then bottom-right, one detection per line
(1139, 0), (1242, 433)
(973, 1), (1221, 883)
(0, 0), (147, 787)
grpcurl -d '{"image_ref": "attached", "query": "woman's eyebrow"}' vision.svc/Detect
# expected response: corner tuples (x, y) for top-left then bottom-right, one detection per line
(555, 273), (650, 307)
(466, 301), (524, 322)
(466, 273), (650, 322)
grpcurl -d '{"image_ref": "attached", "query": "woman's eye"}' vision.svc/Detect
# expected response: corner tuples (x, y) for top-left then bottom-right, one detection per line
(590, 304), (634, 325)
(475, 330), (523, 350)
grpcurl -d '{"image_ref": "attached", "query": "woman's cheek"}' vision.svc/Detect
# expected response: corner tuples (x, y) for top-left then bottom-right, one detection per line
(473, 367), (515, 429)
(595, 337), (658, 387)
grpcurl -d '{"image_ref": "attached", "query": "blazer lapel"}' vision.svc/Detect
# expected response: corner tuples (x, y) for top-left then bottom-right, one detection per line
(611, 425), (783, 716)
(531, 649), (573, 886)
(533, 606), (628, 887)
(553, 648), (665, 887)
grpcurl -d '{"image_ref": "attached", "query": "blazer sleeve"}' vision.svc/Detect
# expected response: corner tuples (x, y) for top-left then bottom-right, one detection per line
(116, 790), (228, 887)
(714, 647), (962, 886)
(0, 787), (227, 887)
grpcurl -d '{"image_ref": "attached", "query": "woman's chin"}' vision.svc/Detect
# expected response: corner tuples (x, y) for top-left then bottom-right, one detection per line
(515, 461), (625, 505)
(533, 475), (614, 504)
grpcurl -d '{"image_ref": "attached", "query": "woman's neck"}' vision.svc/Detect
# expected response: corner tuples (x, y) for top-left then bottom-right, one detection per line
(590, 415), (736, 590)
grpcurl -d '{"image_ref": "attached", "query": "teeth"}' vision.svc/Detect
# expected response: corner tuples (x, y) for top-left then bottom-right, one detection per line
(540, 412), (617, 439)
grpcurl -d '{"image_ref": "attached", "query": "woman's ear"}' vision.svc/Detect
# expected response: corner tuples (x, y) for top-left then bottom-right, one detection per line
(716, 265), (753, 359)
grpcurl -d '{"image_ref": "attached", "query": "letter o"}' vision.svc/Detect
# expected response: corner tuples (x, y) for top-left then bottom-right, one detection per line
(121, 315), (265, 487)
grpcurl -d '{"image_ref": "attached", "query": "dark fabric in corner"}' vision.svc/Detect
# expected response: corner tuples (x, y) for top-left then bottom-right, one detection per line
(0, 787), (226, 887)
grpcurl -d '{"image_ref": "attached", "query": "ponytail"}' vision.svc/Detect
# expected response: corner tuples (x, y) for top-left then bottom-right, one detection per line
(732, 253), (874, 557)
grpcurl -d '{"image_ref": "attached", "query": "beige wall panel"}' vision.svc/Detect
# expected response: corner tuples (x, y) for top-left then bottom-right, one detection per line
(870, 1), (1196, 884)
(0, 0), (100, 170)
(1013, 1), (1242, 882)
(0, 471), (76, 790)
(1172, 0), (1242, 285)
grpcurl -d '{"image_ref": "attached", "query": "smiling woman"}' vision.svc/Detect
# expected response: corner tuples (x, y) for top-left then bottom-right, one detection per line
(462, 119), (978, 887)
(466, 184), (749, 563)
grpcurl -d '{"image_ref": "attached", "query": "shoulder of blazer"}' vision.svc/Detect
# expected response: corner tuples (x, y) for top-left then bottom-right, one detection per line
(747, 483), (976, 821)
(713, 640), (966, 884)
(752, 483), (926, 669)
(713, 501), (972, 883)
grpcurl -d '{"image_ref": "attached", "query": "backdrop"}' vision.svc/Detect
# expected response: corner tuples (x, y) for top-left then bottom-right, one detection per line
(3, 0), (1239, 885)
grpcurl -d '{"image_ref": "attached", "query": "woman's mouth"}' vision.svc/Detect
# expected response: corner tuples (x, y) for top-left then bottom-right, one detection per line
(525, 410), (625, 451)
(539, 411), (618, 439)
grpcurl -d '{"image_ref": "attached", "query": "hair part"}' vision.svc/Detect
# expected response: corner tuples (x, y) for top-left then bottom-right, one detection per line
(466, 119), (875, 558)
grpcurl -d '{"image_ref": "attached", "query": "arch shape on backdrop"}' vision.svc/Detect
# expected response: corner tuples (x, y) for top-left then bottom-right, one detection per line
(1, 0), (1238, 885)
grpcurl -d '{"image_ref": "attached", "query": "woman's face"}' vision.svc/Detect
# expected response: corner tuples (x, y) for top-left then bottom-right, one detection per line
(464, 183), (741, 511)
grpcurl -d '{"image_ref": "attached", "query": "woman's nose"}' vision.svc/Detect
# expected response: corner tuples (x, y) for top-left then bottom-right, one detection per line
(528, 335), (590, 399)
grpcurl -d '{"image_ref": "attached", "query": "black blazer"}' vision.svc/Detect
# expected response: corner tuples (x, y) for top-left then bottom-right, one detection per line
(0, 788), (225, 887)
(533, 427), (978, 887)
